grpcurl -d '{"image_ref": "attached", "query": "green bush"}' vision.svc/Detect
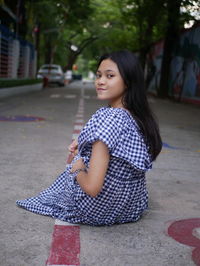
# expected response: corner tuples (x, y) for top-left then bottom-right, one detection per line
(0, 78), (42, 88)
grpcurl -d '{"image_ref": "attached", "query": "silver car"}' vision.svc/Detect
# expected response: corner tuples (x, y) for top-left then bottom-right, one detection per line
(37, 64), (65, 86)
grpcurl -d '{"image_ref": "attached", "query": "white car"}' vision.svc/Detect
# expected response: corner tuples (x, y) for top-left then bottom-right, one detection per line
(37, 64), (65, 86)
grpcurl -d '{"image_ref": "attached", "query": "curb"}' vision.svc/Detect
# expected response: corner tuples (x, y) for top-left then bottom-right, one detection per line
(0, 83), (43, 99)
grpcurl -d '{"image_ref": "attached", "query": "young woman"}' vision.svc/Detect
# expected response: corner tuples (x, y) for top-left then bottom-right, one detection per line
(16, 50), (162, 226)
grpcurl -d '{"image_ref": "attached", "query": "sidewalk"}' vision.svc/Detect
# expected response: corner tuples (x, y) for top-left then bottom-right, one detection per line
(0, 81), (199, 266)
(0, 82), (43, 98)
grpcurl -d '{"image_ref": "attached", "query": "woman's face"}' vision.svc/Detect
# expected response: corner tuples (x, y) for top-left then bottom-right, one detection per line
(95, 59), (126, 108)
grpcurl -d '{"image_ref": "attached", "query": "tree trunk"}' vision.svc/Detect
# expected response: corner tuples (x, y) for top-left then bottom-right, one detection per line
(65, 52), (77, 71)
(139, 45), (151, 70)
(44, 37), (53, 64)
(64, 36), (98, 71)
(18, 0), (27, 38)
(158, 0), (182, 98)
(35, 23), (41, 70)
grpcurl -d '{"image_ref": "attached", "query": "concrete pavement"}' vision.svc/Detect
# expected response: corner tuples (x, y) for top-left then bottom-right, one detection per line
(0, 82), (43, 98)
(0, 81), (199, 266)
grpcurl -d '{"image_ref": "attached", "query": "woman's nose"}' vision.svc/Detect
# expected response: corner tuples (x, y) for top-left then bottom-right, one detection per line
(97, 76), (105, 85)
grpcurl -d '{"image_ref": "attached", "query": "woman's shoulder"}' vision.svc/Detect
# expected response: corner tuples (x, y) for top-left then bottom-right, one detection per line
(94, 106), (132, 120)
(92, 107), (139, 132)
(92, 107), (115, 121)
(94, 106), (112, 116)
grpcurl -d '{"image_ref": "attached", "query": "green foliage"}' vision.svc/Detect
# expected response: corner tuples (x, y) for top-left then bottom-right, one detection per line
(25, 0), (94, 67)
(22, 0), (200, 76)
(0, 79), (42, 88)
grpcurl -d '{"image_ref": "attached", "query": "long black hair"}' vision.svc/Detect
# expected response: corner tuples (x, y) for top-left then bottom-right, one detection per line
(97, 50), (162, 160)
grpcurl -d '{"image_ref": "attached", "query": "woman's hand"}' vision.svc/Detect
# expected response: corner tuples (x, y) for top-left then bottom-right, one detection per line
(68, 139), (78, 157)
(71, 158), (85, 172)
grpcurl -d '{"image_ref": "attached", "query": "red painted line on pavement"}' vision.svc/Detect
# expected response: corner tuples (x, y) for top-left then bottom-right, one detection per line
(168, 218), (200, 265)
(46, 225), (80, 265)
(72, 129), (82, 134)
(46, 97), (84, 265)
(74, 122), (84, 126)
(181, 97), (200, 105)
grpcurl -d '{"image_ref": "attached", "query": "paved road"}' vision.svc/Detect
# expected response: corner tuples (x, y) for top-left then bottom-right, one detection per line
(0, 81), (199, 266)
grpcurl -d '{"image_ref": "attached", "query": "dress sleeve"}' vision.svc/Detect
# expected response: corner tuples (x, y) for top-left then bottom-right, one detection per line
(78, 108), (152, 172)
(111, 128), (152, 171)
(87, 109), (123, 152)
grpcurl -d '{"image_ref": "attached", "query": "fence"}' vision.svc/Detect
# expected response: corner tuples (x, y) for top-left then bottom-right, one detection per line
(0, 24), (36, 79)
(147, 22), (200, 104)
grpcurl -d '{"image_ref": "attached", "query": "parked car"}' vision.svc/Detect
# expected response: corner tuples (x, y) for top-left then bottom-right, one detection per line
(37, 64), (65, 86)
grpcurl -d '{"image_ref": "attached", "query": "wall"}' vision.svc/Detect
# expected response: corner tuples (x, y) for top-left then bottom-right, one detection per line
(147, 22), (200, 104)
(0, 24), (36, 79)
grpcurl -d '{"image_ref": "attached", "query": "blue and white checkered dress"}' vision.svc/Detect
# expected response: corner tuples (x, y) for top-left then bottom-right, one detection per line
(16, 107), (152, 226)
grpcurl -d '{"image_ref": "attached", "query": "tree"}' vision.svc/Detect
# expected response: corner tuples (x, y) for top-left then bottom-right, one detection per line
(80, 0), (141, 66)
(25, 0), (94, 67)
(158, 0), (182, 97)
(3, 0), (198, 82)
(55, 0), (134, 70)
(117, 0), (167, 68)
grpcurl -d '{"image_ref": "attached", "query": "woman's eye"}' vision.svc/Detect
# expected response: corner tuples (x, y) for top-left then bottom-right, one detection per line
(107, 74), (114, 78)
(96, 74), (101, 78)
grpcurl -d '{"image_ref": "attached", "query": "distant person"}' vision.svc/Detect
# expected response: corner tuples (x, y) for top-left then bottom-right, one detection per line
(16, 50), (162, 226)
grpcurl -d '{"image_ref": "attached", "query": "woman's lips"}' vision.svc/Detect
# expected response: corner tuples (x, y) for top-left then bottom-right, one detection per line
(97, 88), (106, 91)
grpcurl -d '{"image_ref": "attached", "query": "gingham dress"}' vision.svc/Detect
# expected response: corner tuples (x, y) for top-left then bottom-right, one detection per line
(16, 107), (152, 226)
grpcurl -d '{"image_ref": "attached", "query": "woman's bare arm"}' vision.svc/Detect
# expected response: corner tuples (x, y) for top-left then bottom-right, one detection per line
(72, 141), (110, 197)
